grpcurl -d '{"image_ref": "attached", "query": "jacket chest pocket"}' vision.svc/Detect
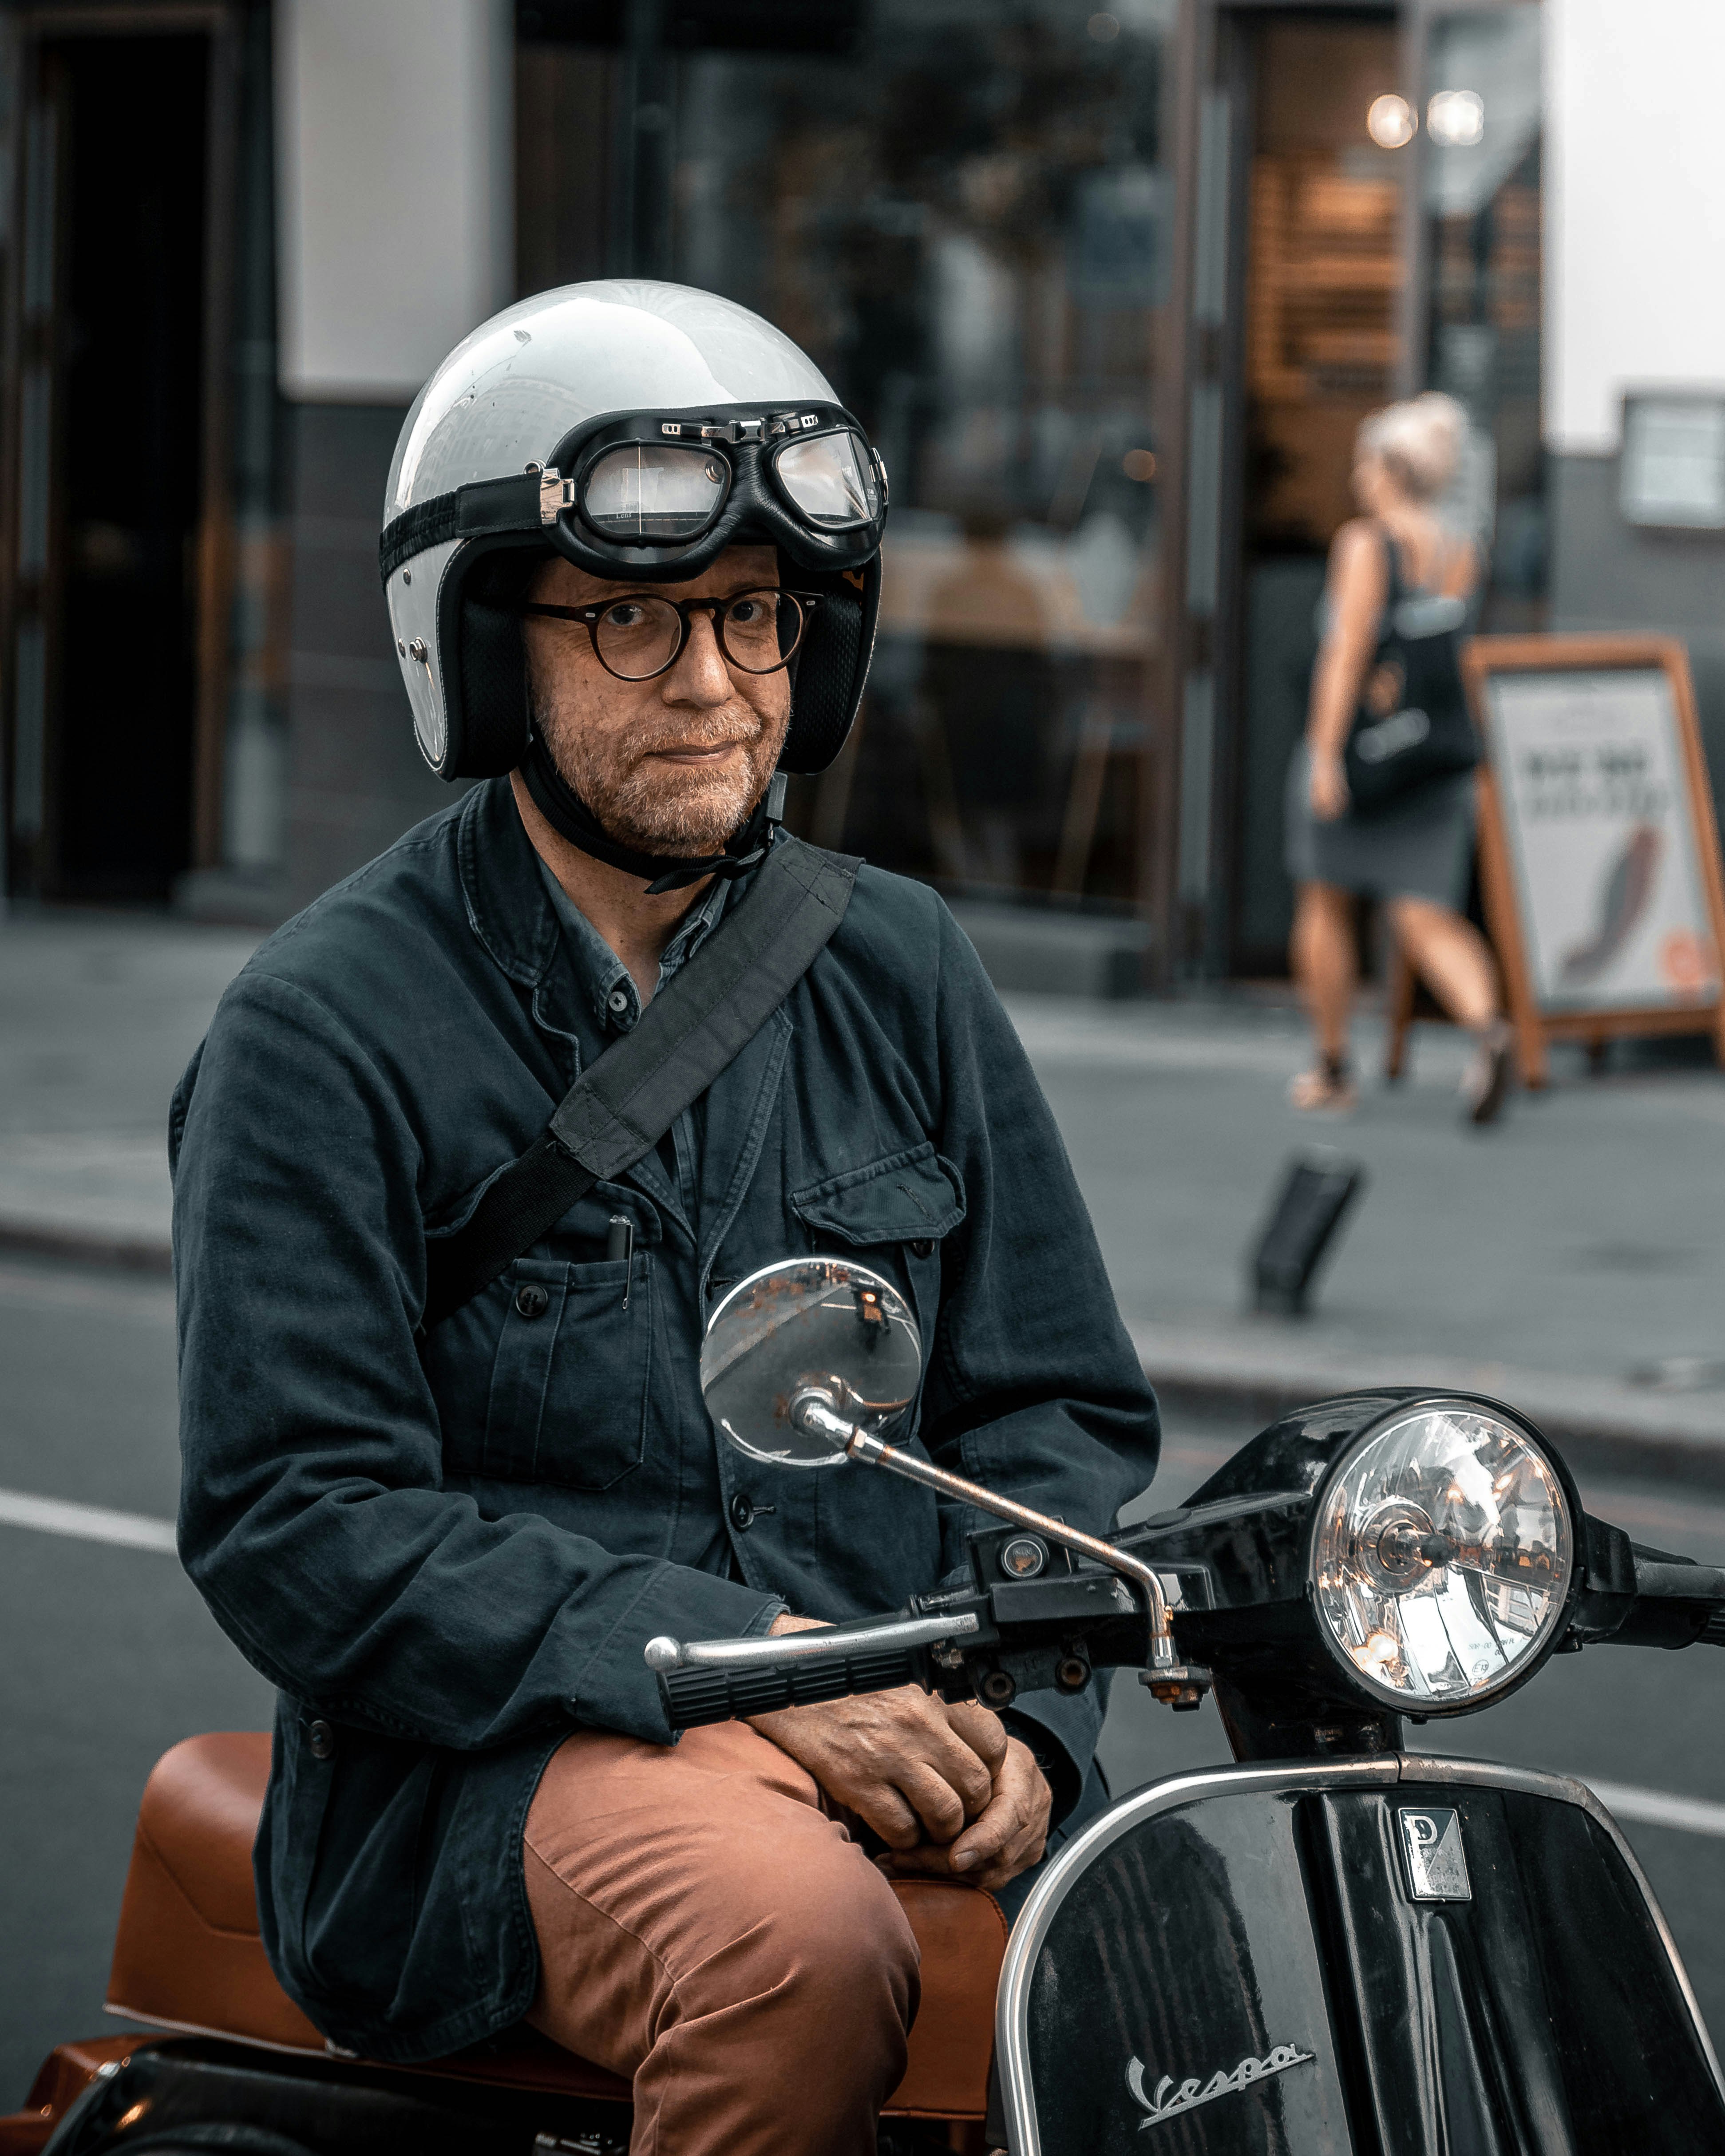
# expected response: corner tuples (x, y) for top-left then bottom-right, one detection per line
(790, 1141), (965, 1344)
(483, 1255), (653, 1491)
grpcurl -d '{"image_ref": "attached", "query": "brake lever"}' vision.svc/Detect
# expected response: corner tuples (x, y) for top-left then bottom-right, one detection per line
(644, 1611), (980, 1673)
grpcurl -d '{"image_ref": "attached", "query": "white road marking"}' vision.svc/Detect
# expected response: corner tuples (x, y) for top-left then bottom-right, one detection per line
(1588, 1781), (1725, 1840)
(0, 1485), (176, 1552)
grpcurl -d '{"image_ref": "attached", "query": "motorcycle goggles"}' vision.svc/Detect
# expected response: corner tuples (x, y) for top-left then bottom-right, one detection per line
(550, 403), (884, 575)
(377, 402), (888, 590)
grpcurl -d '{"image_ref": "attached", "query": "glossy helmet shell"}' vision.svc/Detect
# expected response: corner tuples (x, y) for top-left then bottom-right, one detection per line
(380, 280), (883, 780)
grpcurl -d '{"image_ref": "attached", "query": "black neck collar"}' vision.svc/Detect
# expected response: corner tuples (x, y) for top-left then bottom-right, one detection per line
(521, 732), (779, 895)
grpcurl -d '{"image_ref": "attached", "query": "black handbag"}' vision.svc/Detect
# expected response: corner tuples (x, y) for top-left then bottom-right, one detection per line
(1343, 530), (1480, 814)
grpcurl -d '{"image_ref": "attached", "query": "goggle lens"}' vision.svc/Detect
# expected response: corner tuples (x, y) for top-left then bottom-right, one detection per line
(583, 443), (728, 540)
(774, 431), (879, 529)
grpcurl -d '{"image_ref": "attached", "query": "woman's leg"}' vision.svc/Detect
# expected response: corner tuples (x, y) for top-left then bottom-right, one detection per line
(1385, 897), (1496, 1029)
(1386, 896), (1512, 1122)
(1290, 882), (1357, 1105)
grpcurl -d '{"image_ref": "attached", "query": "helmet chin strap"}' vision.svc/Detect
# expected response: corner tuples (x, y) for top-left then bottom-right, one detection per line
(521, 731), (786, 896)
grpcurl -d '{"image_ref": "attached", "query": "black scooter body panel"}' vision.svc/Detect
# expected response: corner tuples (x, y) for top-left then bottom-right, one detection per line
(997, 1756), (1725, 2156)
(40, 2037), (631, 2156)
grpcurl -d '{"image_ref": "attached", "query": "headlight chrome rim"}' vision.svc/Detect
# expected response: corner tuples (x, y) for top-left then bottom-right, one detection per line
(1306, 1394), (1580, 1717)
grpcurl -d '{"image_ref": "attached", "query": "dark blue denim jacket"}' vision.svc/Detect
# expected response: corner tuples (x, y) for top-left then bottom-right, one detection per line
(170, 776), (1159, 2063)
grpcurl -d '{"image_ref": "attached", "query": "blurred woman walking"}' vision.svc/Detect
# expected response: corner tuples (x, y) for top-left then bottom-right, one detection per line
(1284, 392), (1514, 1126)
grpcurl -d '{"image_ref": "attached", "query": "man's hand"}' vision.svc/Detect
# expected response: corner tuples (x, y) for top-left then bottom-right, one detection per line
(876, 1733), (1052, 1892)
(746, 1613), (1005, 1850)
(745, 1614), (1051, 1889)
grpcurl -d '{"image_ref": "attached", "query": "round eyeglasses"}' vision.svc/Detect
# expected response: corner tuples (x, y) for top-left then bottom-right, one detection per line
(518, 586), (820, 683)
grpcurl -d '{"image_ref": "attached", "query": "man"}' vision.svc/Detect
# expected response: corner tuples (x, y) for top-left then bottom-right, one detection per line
(173, 283), (1158, 2156)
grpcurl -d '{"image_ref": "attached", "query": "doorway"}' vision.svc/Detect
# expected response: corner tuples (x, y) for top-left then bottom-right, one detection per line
(1223, 12), (1406, 975)
(9, 23), (222, 903)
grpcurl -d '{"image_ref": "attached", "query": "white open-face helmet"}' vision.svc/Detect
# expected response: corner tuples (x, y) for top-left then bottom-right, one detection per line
(380, 281), (886, 789)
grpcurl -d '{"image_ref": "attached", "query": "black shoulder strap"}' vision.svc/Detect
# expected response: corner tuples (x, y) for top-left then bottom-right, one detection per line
(1377, 523), (1406, 609)
(422, 835), (859, 1330)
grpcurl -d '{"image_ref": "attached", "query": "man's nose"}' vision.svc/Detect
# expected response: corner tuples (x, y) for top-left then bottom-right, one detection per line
(662, 607), (734, 706)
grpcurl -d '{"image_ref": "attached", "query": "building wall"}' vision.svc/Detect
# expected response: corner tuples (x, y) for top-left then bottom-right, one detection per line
(264, 0), (510, 915)
(1544, 0), (1725, 799)
(281, 404), (464, 912)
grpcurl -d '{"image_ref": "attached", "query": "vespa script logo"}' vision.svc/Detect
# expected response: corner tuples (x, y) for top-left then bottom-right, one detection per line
(1126, 2042), (1316, 2129)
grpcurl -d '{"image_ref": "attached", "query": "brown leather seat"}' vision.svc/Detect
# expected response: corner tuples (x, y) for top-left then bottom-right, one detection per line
(107, 1733), (1003, 2120)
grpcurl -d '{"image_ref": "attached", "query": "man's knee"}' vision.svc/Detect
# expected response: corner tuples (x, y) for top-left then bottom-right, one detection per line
(728, 1835), (920, 2037)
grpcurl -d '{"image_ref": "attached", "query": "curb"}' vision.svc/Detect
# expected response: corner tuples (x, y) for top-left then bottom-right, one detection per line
(2, 1222), (1722, 1488)
(0, 1218), (173, 1276)
(1132, 1325), (1725, 1493)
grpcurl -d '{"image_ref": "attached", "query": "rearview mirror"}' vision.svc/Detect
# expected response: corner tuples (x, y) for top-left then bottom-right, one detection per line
(701, 1258), (922, 1468)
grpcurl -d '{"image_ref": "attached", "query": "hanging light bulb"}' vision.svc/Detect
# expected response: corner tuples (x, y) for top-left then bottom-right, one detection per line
(1367, 94), (1416, 150)
(1428, 89), (1485, 147)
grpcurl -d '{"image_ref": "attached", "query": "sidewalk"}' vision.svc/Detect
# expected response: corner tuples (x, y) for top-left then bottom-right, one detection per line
(1013, 993), (1725, 1480)
(5, 910), (1725, 1475)
(0, 911), (259, 1268)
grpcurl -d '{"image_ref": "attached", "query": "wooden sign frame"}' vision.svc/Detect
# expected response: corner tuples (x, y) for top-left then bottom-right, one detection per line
(1459, 635), (1725, 1088)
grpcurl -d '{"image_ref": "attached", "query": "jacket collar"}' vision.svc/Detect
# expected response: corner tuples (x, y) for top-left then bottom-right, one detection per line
(455, 776), (563, 991)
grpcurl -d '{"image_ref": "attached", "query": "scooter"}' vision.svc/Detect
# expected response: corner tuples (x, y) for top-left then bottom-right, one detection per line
(10, 1256), (1725, 2156)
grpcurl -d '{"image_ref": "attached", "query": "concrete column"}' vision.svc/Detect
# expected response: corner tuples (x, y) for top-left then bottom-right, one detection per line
(267, 0), (512, 910)
(276, 0), (514, 400)
(1546, 0), (1725, 458)
(1545, 0), (1725, 794)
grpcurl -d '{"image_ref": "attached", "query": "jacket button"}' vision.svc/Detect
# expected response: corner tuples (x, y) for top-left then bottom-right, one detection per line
(910, 1238), (934, 1258)
(730, 1494), (754, 1531)
(514, 1282), (550, 1320)
(307, 1720), (336, 1761)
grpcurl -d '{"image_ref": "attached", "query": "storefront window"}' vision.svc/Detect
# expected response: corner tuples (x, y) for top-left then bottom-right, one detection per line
(522, 0), (1174, 906)
(1421, 5), (1544, 626)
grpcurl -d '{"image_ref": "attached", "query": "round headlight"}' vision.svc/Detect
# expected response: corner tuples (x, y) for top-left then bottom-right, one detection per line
(1310, 1404), (1573, 1712)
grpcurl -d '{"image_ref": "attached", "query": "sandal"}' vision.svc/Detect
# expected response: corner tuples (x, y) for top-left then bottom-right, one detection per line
(1289, 1055), (1357, 1113)
(1461, 1022), (1514, 1126)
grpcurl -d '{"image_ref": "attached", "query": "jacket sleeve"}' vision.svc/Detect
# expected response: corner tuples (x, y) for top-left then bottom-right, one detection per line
(919, 904), (1161, 1816)
(171, 969), (781, 1752)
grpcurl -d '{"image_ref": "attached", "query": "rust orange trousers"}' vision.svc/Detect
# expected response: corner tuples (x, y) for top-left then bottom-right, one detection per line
(524, 1720), (924, 2156)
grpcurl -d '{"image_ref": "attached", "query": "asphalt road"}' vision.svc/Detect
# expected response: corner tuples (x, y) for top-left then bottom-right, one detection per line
(5, 1258), (1725, 2110)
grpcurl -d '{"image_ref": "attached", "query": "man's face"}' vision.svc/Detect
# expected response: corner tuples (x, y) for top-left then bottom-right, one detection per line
(522, 545), (792, 860)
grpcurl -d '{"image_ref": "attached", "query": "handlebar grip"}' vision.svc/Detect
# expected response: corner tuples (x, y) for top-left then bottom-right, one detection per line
(660, 1641), (926, 1729)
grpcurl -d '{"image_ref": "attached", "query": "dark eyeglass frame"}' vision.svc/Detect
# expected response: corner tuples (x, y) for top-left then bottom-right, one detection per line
(517, 586), (823, 682)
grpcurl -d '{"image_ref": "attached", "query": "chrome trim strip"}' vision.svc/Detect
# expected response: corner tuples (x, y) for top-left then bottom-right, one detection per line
(996, 1751), (1725, 2155)
(995, 1756), (1399, 2156)
(103, 2000), (322, 2059)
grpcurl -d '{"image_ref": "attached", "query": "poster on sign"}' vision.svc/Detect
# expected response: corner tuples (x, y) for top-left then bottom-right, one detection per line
(1460, 638), (1725, 1085)
(1485, 669), (1717, 1009)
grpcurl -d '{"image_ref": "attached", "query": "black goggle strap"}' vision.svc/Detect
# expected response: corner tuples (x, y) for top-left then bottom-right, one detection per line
(379, 470), (550, 585)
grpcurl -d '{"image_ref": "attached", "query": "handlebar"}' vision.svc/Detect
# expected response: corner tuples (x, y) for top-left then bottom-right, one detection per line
(1570, 1523), (1725, 1652)
(650, 1614), (979, 1729)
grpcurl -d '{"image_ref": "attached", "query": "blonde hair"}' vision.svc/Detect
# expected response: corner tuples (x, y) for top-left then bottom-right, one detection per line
(1356, 392), (1467, 502)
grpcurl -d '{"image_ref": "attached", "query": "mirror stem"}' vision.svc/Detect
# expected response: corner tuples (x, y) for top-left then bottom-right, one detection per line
(791, 1392), (1187, 1677)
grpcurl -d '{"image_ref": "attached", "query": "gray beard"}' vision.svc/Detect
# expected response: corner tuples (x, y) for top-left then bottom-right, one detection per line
(534, 701), (775, 859)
